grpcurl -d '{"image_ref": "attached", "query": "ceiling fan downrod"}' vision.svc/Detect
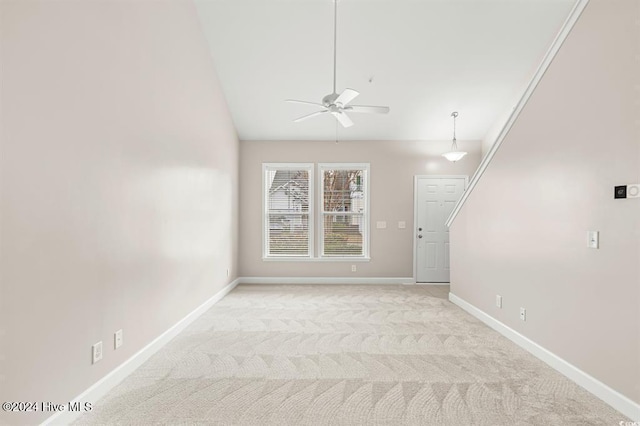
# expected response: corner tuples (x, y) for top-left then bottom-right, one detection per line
(285, 0), (390, 128)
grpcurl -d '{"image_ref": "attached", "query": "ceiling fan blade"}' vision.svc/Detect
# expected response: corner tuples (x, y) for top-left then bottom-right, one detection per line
(345, 105), (390, 114)
(286, 99), (326, 108)
(293, 110), (327, 123)
(331, 111), (354, 128)
(335, 88), (359, 106)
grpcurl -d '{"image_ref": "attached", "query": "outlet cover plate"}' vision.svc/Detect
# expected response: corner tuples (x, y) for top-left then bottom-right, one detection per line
(114, 329), (123, 349)
(92, 341), (103, 364)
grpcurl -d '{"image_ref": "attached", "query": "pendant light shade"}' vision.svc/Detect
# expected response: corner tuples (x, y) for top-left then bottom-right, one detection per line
(442, 151), (467, 162)
(442, 111), (467, 162)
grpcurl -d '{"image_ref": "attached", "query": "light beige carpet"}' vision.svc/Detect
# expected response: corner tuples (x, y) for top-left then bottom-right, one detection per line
(75, 284), (626, 425)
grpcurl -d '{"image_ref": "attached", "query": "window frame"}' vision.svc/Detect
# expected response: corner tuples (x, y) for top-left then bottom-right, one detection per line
(318, 163), (370, 259)
(262, 163), (314, 259)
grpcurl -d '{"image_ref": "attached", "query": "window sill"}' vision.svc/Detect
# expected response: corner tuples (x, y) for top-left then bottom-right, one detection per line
(262, 256), (371, 262)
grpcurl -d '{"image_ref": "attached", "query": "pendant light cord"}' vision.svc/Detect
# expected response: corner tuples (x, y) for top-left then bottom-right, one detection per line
(333, 0), (338, 94)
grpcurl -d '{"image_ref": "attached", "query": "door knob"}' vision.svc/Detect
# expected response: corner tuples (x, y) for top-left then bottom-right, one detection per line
(418, 227), (422, 231)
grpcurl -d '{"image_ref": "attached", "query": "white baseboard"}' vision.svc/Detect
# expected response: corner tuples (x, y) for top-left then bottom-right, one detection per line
(42, 278), (240, 426)
(413, 282), (450, 286)
(239, 276), (414, 285)
(449, 292), (640, 421)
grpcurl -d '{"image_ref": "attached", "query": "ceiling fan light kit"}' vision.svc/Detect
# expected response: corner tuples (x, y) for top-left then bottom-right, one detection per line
(286, 0), (389, 128)
(442, 111), (468, 162)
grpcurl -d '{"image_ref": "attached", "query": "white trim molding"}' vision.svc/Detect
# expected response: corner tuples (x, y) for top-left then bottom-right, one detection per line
(413, 175), (469, 283)
(318, 163), (371, 259)
(239, 276), (413, 285)
(445, 0), (590, 228)
(413, 282), (449, 286)
(41, 278), (241, 426)
(449, 292), (640, 421)
(263, 163), (315, 259)
(261, 256), (371, 262)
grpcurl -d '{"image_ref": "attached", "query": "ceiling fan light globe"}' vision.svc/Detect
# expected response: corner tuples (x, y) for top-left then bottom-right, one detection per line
(442, 151), (468, 162)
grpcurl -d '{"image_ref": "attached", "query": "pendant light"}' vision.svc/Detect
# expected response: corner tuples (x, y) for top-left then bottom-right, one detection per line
(442, 111), (467, 162)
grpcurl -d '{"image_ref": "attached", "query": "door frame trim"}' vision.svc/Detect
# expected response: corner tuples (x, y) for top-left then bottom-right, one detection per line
(412, 175), (469, 283)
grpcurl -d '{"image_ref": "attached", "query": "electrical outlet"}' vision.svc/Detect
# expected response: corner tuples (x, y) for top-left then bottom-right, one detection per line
(520, 308), (526, 321)
(496, 295), (502, 308)
(398, 221), (406, 229)
(92, 341), (103, 364)
(114, 329), (123, 349)
(351, 265), (357, 272)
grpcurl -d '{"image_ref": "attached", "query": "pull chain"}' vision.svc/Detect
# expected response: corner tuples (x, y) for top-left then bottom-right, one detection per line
(451, 111), (458, 150)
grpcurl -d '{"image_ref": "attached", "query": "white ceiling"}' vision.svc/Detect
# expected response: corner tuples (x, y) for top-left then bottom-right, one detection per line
(194, 0), (576, 141)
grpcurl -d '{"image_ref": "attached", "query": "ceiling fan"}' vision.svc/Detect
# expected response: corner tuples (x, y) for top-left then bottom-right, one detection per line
(285, 0), (390, 128)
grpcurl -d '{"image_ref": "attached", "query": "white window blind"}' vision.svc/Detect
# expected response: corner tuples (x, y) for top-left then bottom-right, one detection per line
(320, 164), (369, 257)
(263, 164), (313, 257)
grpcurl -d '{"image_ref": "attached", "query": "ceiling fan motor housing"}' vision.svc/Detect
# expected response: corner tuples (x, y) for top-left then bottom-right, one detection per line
(322, 93), (340, 107)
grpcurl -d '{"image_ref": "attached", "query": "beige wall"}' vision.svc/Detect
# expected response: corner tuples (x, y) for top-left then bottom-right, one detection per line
(450, 0), (640, 405)
(239, 140), (481, 279)
(482, 98), (516, 158)
(0, 1), (239, 423)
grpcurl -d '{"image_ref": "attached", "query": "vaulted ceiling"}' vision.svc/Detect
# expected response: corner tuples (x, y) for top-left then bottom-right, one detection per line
(194, 0), (576, 141)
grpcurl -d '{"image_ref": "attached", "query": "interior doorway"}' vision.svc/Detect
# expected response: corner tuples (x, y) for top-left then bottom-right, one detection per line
(414, 176), (467, 283)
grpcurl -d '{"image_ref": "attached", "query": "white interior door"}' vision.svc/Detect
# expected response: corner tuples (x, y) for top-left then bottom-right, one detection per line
(415, 177), (466, 283)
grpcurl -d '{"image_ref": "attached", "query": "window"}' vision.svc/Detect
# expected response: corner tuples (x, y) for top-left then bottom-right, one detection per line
(319, 163), (369, 258)
(263, 162), (369, 260)
(263, 164), (313, 257)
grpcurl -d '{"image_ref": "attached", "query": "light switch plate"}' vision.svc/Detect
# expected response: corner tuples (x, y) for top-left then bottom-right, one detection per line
(114, 329), (123, 349)
(376, 221), (387, 229)
(587, 231), (599, 249)
(398, 221), (406, 229)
